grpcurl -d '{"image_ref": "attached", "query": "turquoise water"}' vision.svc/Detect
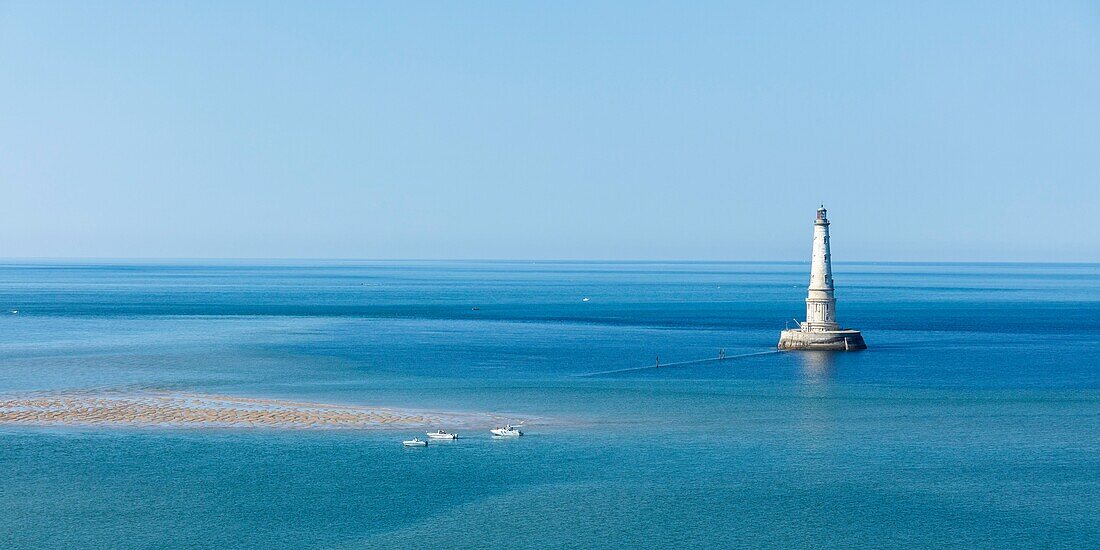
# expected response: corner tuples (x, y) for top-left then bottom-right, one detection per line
(1, 261), (1098, 548)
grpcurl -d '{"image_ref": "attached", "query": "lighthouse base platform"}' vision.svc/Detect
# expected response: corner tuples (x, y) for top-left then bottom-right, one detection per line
(778, 329), (866, 351)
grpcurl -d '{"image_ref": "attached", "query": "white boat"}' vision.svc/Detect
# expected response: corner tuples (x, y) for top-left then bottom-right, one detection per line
(582, 297), (590, 302)
(403, 438), (427, 447)
(426, 430), (457, 440)
(490, 424), (523, 437)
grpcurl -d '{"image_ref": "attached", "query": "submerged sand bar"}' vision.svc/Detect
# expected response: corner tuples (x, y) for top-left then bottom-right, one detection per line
(0, 390), (516, 430)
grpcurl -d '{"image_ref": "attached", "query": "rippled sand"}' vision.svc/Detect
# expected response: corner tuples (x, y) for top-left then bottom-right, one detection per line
(0, 390), (513, 430)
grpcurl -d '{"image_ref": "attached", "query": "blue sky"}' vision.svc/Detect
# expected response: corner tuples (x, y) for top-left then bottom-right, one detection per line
(2, 1), (1098, 261)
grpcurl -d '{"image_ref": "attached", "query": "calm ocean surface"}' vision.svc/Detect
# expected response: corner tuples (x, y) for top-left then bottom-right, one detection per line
(1, 261), (1098, 548)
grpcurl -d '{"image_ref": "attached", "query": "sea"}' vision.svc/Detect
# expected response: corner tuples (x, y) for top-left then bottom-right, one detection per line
(0, 260), (1097, 548)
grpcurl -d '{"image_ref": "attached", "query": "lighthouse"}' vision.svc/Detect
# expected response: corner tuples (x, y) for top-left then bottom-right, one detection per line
(778, 206), (866, 351)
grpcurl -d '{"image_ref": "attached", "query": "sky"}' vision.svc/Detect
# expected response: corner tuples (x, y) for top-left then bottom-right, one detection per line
(2, 1), (1099, 262)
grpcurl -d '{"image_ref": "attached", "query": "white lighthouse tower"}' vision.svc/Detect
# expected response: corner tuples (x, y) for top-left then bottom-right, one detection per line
(778, 206), (866, 351)
(805, 206), (838, 331)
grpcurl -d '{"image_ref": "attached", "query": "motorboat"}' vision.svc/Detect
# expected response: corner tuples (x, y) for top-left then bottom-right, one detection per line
(490, 424), (523, 437)
(403, 438), (428, 447)
(426, 430), (458, 440)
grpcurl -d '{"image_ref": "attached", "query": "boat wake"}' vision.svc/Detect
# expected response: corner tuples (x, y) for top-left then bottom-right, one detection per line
(576, 349), (779, 377)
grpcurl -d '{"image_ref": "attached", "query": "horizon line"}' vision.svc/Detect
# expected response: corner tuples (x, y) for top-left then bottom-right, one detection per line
(1, 257), (1097, 267)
